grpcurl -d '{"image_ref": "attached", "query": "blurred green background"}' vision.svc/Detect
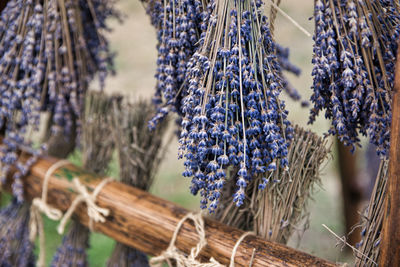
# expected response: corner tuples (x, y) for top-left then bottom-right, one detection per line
(1, 0), (371, 265)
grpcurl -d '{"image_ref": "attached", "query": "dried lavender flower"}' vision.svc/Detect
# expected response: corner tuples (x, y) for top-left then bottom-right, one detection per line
(0, 0), (118, 201)
(179, 0), (292, 211)
(309, 0), (400, 156)
(51, 221), (89, 267)
(0, 199), (35, 267)
(145, 0), (209, 129)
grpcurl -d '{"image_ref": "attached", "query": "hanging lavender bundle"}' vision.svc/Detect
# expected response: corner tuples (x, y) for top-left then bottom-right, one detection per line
(145, 0), (212, 129)
(179, 0), (292, 211)
(309, 0), (400, 156)
(0, 200), (35, 266)
(107, 99), (168, 267)
(51, 91), (115, 267)
(0, 0), (118, 201)
(145, 0), (305, 130)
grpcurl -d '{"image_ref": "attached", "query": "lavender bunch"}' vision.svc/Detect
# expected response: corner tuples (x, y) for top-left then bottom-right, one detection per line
(107, 99), (169, 267)
(51, 221), (89, 267)
(309, 0), (400, 156)
(51, 91), (115, 267)
(0, 0), (118, 201)
(179, 0), (292, 211)
(145, 0), (210, 129)
(0, 200), (35, 267)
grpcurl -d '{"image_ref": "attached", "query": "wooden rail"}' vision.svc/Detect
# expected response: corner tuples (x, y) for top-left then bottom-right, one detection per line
(379, 41), (400, 266)
(4, 153), (337, 267)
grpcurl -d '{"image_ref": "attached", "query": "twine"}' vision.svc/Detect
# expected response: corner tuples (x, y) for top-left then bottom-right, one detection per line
(150, 212), (224, 267)
(29, 159), (70, 267)
(57, 177), (113, 234)
(150, 213), (255, 267)
(28, 159), (112, 266)
(229, 232), (255, 267)
(268, 0), (311, 38)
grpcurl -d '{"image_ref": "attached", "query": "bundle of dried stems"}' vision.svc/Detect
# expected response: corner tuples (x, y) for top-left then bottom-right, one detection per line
(107, 98), (169, 267)
(355, 160), (388, 267)
(214, 125), (329, 244)
(51, 90), (116, 266)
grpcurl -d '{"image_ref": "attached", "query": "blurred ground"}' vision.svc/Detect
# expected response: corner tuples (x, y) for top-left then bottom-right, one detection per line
(1, 0), (367, 265)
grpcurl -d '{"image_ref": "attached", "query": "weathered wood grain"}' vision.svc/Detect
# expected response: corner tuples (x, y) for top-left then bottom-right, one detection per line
(4, 153), (337, 267)
(379, 42), (400, 266)
(336, 140), (362, 247)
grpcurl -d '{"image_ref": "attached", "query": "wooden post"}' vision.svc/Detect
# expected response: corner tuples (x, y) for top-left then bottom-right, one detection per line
(336, 140), (363, 247)
(379, 43), (400, 266)
(4, 153), (338, 267)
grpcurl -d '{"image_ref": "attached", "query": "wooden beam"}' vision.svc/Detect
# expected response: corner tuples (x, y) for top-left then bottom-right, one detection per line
(4, 153), (337, 267)
(379, 42), (400, 266)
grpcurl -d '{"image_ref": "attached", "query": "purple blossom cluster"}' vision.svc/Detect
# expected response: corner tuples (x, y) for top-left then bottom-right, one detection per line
(146, 0), (211, 129)
(310, 0), (400, 156)
(0, 200), (35, 267)
(179, 0), (292, 211)
(145, 0), (304, 130)
(51, 221), (89, 267)
(0, 0), (118, 201)
(275, 44), (309, 106)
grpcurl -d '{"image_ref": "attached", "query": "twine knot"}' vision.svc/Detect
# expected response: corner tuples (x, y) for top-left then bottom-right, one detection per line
(29, 159), (70, 267)
(150, 212), (255, 267)
(57, 177), (113, 234)
(31, 198), (63, 220)
(150, 212), (224, 267)
(27, 159), (111, 267)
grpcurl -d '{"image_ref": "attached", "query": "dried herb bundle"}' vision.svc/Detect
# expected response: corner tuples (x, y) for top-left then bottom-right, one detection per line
(51, 91), (115, 267)
(214, 126), (329, 244)
(0, 200), (35, 266)
(354, 160), (388, 267)
(145, 0), (209, 129)
(81, 91), (116, 174)
(51, 221), (90, 267)
(310, 0), (400, 156)
(179, 0), (293, 211)
(144, 0), (305, 130)
(0, 0), (118, 201)
(107, 99), (169, 267)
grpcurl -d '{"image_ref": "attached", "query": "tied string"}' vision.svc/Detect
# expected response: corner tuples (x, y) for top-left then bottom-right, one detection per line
(57, 177), (113, 234)
(29, 160), (113, 267)
(29, 159), (70, 267)
(150, 213), (255, 267)
(230, 232), (256, 267)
